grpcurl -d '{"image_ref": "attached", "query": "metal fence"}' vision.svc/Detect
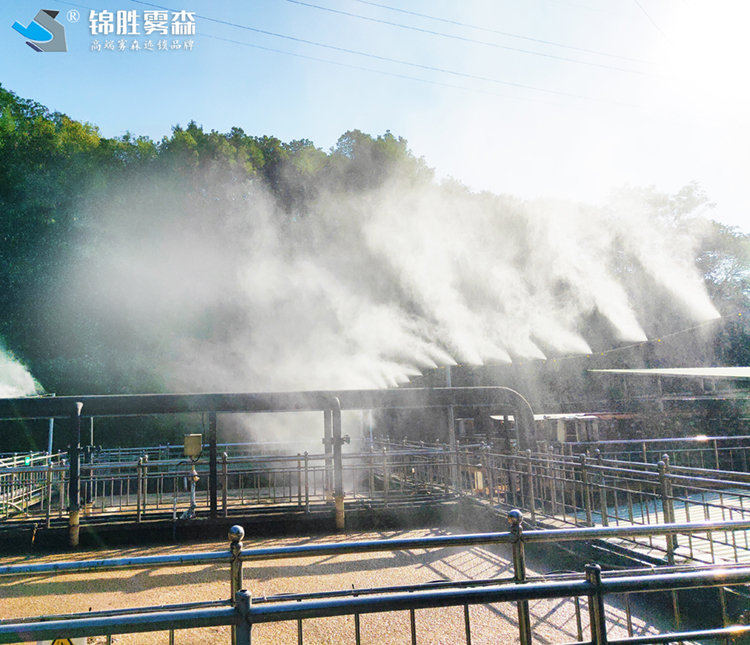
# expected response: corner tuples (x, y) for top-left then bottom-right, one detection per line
(0, 445), (455, 528)
(453, 444), (750, 567)
(0, 452), (65, 520)
(7, 440), (750, 573)
(3, 514), (750, 644)
(567, 435), (750, 472)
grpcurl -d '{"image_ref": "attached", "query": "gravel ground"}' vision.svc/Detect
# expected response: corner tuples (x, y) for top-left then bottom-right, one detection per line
(0, 527), (670, 645)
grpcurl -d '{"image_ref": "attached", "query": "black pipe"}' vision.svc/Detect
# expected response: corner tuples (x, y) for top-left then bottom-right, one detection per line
(0, 387), (537, 450)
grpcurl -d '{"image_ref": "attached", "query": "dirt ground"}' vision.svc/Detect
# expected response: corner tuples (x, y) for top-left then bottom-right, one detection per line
(0, 527), (669, 645)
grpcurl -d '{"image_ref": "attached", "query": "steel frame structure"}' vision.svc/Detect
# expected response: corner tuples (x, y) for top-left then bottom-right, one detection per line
(0, 387), (536, 545)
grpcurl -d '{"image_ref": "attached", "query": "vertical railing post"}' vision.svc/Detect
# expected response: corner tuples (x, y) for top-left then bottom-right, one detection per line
(230, 525), (245, 602)
(447, 412), (459, 493)
(524, 450), (535, 522)
(304, 452), (310, 513)
(45, 461), (53, 529)
(383, 448), (390, 507)
(235, 589), (252, 645)
(484, 445), (493, 505)
(580, 453), (593, 527)
(353, 585), (362, 645)
(69, 402), (83, 548)
(596, 449), (608, 527)
(549, 446), (558, 516)
(509, 510), (532, 645)
(297, 454), (302, 507)
(664, 455), (677, 552)
(368, 447), (375, 501)
(331, 397), (345, 530)
(507, 444), (517, 507)
(456, 444), (463, 496)
(222, 452), (229, 518)
(586, 564), (608, 645)
(143, 454), (149, 515)
(658, 457), (676, 564)
(47, 417), (55, 457)
(58, 464), (66, 519)
(720, 586), (729, 636)
(323, 410), (333, 502)
(209, 412), (218, 520)
(463, 603), (472, 645)
(137, 456), (144, 524)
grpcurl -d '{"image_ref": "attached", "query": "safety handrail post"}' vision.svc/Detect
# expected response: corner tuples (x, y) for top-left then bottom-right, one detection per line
(659, 458), (676, 565)
(209, 412), (218, 520)
(304, 452), (310, 513)
(580, 453), (593, 527)
(323, 409), (333, 503)
(222, 452), (229, 518)
(331, 396), (345, 530)
(69, 402), (83, 548)
(297, 454), (302, 507)
(45, 461), (53, 529)
(596, 449), (609, 527)
(524, 450), (535, 523)
(136, 457), (144, 524)
(586, 564), (607, 645)
(383, 447), (390, 507)
(229, 524), (245, 645)
(509, 509), (532, 645)
(235, 589), (252, 645)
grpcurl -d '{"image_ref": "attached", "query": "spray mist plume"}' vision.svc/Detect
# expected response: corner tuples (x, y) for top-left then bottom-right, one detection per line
(0, 344), (42, 398)
(56, 161), (719, 397)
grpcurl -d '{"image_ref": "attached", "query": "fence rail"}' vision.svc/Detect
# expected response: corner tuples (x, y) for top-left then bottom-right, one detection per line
(0, 446), (454, 531)
(7, 440), (750, 570)
(3, 515), (750, 644)
(0, 453), (65, 520)
(433, 442), (750, 567)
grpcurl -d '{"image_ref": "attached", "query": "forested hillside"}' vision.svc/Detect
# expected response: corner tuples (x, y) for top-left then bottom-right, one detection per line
(1, 83), (750, 449)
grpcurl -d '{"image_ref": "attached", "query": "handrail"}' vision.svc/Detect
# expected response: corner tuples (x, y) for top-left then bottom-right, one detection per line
(0, 550), (231, 576)
(0, 605), (240, 644)
(3, 517), (750, 577)
(3, 518), (750, 645)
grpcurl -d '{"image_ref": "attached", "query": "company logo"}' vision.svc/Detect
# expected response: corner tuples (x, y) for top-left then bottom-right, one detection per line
(12, 9), (68, 52)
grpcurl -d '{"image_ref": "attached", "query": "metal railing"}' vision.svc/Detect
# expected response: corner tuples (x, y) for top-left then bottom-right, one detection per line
(567, 435), (750, 472)
(95, 441), (327, 463)
(0, 452), (64, 468)
(448, 443), (750, 567)
(0, 446), (455, 528)
(3, 514), (750, 644)
(0, 453), (66, 520)
(6, 439), (750, 573)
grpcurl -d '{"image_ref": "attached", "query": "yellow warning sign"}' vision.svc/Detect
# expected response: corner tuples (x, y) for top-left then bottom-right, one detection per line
(38, 638), (85, 645)
(52, 640), (73, 645)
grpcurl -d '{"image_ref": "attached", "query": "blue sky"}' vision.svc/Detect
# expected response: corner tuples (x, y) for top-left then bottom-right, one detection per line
(2, 0), (749, 232)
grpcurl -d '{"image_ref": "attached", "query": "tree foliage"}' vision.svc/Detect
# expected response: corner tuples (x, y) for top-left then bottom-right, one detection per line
(1, 84), (749, 451)
(0, 85), (430, 397)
